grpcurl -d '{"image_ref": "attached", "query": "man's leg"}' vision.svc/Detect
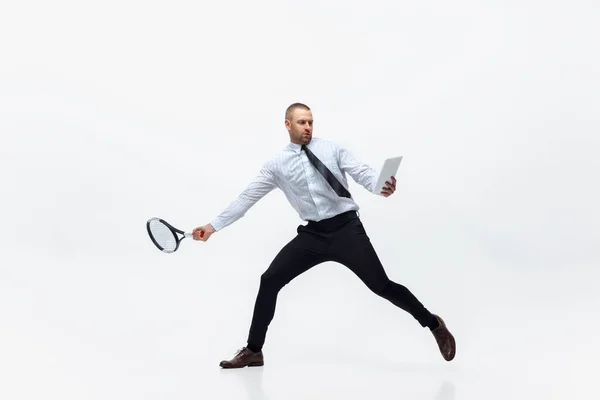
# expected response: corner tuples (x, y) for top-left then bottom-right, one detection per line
(247, 225), (329, 350)
(328, 217), (456, 361)
(220, 225), (328, 368)
(329, 218), (435, 326)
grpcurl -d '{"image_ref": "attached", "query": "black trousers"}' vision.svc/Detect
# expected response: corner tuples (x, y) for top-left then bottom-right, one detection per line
(246, 210), (435, 351)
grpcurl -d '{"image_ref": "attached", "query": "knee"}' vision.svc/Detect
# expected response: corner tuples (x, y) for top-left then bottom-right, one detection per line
(259, 271), (286, 292)
(370, 278), (392, 297)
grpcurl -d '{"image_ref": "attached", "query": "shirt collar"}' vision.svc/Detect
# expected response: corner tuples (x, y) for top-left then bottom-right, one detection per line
(287, 141), (304, 153)
(287, 137), (316, 153)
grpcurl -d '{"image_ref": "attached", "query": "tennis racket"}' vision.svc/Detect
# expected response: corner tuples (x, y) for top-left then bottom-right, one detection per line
(146, 217), (203, 253)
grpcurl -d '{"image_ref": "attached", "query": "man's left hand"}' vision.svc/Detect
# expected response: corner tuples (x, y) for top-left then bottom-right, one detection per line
(380, 176), (396, 197)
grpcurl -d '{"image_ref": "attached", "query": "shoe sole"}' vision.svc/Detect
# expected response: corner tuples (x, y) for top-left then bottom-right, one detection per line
(220, 361), (264, 369)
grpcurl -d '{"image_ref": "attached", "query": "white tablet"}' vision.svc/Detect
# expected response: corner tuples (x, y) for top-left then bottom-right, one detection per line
(373, 156), (403, 195)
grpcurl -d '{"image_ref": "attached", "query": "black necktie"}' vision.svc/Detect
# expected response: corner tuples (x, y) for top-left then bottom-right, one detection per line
(302, 144), (352, 198)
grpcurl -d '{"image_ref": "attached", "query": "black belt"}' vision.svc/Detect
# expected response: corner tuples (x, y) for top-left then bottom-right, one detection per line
(306, 210), (359, 232)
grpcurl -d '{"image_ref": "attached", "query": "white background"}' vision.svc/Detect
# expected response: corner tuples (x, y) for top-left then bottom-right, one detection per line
(1, 1), (599, 399)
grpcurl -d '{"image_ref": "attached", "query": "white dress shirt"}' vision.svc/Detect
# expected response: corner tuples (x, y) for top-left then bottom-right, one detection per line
(210, 137), (379, 231)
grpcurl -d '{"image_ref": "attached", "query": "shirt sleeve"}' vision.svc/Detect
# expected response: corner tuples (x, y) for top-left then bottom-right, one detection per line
(210, 160), (278, 231)
(336, 145), (379, 193)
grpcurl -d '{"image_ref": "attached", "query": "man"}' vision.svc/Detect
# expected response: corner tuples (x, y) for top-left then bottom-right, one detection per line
(192, 103), (456, 368)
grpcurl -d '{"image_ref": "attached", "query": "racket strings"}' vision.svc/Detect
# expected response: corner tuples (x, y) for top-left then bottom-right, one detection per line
(148, 220), (177, 252)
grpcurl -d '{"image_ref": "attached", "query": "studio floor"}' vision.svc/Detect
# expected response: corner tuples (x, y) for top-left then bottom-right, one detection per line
(1, 250), (598, 400)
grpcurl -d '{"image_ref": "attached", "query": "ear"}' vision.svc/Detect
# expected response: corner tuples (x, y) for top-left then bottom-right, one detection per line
(284, 119), (291, 131)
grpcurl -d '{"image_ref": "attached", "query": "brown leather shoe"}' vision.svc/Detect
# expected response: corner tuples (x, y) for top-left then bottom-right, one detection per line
(431, 315), (456, 361)
(219, 347), (264, 369)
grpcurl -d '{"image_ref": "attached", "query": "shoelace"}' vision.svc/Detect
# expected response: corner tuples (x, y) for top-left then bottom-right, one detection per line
(234, 347), (247, 356)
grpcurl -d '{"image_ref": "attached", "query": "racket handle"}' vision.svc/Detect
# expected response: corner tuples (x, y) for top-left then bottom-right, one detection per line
(185, 231), (204, 238)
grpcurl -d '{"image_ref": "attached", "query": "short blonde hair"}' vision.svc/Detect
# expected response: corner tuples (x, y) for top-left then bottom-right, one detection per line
(285, 103), (311, 121)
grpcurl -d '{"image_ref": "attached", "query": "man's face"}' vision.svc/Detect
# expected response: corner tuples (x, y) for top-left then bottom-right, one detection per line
(285, 109), (313, 145)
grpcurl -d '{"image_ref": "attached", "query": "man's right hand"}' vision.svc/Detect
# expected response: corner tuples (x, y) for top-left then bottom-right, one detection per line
(192, 224), (216, 241)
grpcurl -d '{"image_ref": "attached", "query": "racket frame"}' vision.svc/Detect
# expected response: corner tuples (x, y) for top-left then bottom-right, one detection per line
(146, 217), (192, 253)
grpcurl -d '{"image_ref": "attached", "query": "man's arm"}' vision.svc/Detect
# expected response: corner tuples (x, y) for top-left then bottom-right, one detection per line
(336, 146), (379, 193)
(336, 145), (396, 197)
(192, 161), (278, 241)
